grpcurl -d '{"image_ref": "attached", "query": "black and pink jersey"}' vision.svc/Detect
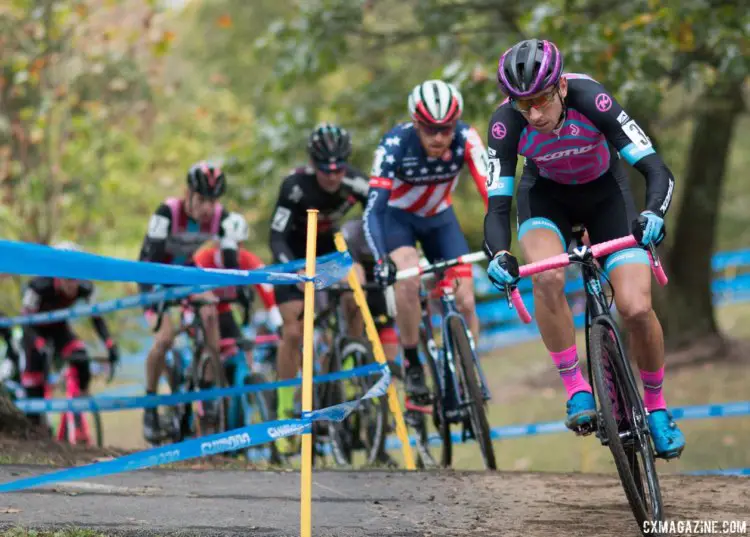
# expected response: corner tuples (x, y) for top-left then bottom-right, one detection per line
(483, 73), (675, 255)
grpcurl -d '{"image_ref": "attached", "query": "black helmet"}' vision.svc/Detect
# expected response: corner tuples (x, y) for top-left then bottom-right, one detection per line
(497, 39), (564, 98)
(307, 123), (352, 172)
(187, 161), (226, 198)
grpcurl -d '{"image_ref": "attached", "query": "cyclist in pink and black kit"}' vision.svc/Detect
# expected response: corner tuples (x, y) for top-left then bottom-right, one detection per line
(483, 39), (684, 458)
(137, 161), (249, 444)
(365, 80), (489, 402)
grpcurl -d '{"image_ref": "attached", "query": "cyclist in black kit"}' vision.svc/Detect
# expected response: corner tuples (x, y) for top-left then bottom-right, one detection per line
(269, 122), (370, 456)
(19, 242), (119, 428)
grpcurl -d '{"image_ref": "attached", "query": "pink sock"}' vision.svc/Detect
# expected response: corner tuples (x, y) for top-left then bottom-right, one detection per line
(550, 345), (592, 398)
(640, 366), (667, 411)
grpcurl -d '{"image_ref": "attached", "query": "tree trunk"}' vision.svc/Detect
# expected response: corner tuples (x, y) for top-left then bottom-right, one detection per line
(663, 77), (745, 350)
(0, 390), (37, 439)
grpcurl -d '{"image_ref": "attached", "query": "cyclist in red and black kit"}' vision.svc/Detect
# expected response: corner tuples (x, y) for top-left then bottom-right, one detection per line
(269, 122), (370, 455)
(193, 240), (282, 379)
(483, 39), (684, 458)
(137, 161), (250, 444)
(20, 242), (119, 428)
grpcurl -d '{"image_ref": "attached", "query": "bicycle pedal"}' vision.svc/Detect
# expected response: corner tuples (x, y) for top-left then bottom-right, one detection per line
(572, 421), (597, 437)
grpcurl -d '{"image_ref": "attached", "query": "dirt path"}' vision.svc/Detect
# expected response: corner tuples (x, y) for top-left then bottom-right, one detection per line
(0, 466), (748, 536)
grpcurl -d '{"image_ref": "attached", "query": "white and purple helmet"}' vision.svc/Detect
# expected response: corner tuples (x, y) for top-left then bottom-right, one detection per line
(497, 39), (564, 98)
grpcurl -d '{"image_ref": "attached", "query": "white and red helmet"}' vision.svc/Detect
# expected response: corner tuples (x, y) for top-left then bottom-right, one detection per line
(408, 80), (464, 126)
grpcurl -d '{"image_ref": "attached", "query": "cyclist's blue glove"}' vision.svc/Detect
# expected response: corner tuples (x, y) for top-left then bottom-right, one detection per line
(633, 211), (665, 247)
(487, 252), (520, 292)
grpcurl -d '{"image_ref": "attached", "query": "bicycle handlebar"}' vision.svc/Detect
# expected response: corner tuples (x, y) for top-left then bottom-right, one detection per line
(395, 250), (487, 281)
(225, 333), (280, 351)
(152, 295), (242, 333)
(66, 354), (116, 383)
(326, 282), (385, 293)
(509, 234), (667, 325)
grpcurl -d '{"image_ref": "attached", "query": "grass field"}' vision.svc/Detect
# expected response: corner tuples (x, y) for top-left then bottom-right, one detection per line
(94, 302), (750, 473)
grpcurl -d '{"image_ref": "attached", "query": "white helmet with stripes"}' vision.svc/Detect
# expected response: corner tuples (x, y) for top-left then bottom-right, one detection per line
(408, 79), (464, 126)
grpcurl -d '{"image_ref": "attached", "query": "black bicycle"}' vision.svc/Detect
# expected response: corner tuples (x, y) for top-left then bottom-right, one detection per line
(395, 253), (497, 470)
(506, 225), (668, 534)
(306, 283), (390, 468)
(153, 297), (228, 443)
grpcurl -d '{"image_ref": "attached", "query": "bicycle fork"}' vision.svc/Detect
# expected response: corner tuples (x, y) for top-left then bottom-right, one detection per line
(58, 366), (92, 446)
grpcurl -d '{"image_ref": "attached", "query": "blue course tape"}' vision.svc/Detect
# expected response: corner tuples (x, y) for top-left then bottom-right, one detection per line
(0, 284), (221, 327)
(384, 400), (750, 451)
(0, 240), (351, 289)
(14, 362), (383, 414)
(263, 251), (344, 273)
(686, 468), (750, 476)
(0, 364), (390, 493)
(670, 401), (750, 420)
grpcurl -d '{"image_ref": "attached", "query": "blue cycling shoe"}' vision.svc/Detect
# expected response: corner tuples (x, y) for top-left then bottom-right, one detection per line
(647, 409), (685, 459)
(565, 391), (597, 432)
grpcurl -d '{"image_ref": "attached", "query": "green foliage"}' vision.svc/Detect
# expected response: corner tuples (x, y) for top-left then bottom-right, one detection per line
(0, 0), (748, 342)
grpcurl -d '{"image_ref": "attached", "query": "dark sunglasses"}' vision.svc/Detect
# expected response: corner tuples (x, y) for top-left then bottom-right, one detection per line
(419, 122), (456, 136)
(315, 161), (347, 174)
(511, 85), (559, 113)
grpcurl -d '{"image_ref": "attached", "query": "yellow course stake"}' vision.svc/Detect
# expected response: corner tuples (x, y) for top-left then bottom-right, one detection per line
(333, 232), (416, 470)
(300, 209), (318, 537)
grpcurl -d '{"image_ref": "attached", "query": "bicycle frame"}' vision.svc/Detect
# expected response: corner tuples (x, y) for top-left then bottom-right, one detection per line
(418, 275), (492, 424)
(566, 231), (650, 435)
(158, 299), (220, 388)
(49, 351), (109, 446)
(224, 335), (279, 429)
(506, 232), (668, 521)
(56, 364), (91, 445)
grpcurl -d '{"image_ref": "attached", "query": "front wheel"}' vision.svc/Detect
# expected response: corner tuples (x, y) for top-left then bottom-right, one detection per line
(589, 321), (663, 534)
(165, 349), (191, 442)
(422, 333), (451, 468)
(328, 338), (388, 468)
(57, 410), (103, 447)
(449, 317), (496, 471)
(243, 372), (281, 465)
(194, 348), (228, 438)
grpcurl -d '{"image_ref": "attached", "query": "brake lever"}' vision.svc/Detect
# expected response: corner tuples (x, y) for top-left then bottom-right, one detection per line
(647, 241), (661, 266)
(504, 285), (514, 309)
